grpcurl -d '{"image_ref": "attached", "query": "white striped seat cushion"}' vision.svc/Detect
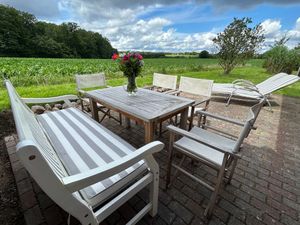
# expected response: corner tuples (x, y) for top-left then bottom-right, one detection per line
(37, 107), (147, 206)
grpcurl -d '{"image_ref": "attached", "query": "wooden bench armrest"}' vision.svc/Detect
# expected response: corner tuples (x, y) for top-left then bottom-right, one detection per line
(167, 125), (233, 154)
(21, 95), (78, 106)
(62, 141), (164, 192)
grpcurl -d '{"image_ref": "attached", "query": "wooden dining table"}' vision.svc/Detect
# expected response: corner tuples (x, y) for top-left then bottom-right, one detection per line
(86, 86), (195, 143)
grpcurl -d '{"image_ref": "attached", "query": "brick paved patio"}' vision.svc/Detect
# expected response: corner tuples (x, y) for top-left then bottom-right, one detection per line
(4, 95), (300, 225)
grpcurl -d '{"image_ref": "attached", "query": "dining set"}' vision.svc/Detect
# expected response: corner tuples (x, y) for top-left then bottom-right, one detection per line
(5, 72), (267, 225)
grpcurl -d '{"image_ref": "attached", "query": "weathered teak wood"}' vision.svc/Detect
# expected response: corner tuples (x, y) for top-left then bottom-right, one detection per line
(86, 86), (194, 143)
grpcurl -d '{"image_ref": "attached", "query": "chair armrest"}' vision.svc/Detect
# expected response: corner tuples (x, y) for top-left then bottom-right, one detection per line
(195, 111), (245, 126)
(62, 141), (164, 192)
(167, 125), (233, 154)
(193, 98), (210, 107)
(144, 85), (155, 90)
(167, 90), (181, 95)
(164, 89), (177, 94)
(22, 95), (78, 106)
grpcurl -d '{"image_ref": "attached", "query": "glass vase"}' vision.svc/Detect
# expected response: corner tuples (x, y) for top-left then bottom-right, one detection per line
(126, 74), (137, 96)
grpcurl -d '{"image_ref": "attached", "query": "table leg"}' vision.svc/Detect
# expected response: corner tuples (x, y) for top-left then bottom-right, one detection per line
(90, 98), (99, 121)
(124, 117), (131, 128)
(179, 108), (189, 130)
(145, 122), (154, 143)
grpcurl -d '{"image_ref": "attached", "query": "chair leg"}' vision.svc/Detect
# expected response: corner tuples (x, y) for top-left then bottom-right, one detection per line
(204, 154), (227, 217)
(226, 157), (238, 184)
(159, 122), (163, 137)
(80, 99), (84, 112)
(99, 109), (110, 123)
(166, 133), (175, 189)
(119, 113), (122, 125)
(169, 155), (186, 186)
(146, 156), (160, 217)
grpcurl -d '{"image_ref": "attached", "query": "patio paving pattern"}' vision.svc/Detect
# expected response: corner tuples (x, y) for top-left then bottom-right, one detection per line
(4, 95), (300, 225)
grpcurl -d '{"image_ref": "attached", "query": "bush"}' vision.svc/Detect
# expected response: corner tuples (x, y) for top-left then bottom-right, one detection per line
(263, 46), (300, 74)
(199, 50), (210, 58)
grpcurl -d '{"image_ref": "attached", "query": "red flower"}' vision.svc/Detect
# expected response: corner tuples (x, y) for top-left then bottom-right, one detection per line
(123, 54), (129, 61)
(137, 54), (143, 60)
(112, 53), (119, 60)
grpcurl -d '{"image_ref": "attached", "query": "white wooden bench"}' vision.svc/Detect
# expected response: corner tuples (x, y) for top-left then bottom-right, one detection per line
(5, 80), (164, 225)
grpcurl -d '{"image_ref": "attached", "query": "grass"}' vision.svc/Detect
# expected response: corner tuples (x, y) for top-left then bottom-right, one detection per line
(1, 57), (299, 111)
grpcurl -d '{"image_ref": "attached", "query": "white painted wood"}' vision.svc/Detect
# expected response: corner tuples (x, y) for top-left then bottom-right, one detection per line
(179, 76), (214, 97)
(5, 79), (164, 225)
(62, 141), (164, 192)
(22, 95), (78, 105)
(213, 72), (300, 100)
(86, 86), (194, 122)
(75, 73), (106, 90)
(95, 174), (152, 223)
(126, 203), (152, 225)
(153, 73), (177, 90)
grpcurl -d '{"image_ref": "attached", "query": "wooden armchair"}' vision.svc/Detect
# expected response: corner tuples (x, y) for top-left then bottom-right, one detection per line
(75, 73), (121, 124)
(166, 98), (266, 217)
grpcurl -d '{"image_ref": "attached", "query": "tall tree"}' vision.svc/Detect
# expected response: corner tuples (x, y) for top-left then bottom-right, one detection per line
(213, 17), (265, 74)
(0, 4), (116, 58)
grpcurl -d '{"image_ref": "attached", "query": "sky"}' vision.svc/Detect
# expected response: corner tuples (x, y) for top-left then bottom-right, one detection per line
(1, 0), (300, 52)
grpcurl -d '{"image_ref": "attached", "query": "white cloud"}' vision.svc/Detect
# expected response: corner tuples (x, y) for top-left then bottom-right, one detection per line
(261, 19), (281, 37)
(1, 0), (300, 52)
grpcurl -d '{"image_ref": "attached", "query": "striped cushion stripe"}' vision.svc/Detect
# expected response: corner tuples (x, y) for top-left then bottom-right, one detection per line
(37, 107), (145, 199)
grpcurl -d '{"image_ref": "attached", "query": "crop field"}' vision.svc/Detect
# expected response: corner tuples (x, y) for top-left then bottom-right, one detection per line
(0, 57), (299, 110)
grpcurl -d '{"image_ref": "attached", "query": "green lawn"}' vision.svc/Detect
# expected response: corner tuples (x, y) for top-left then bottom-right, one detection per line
(1, 58), (299, 111)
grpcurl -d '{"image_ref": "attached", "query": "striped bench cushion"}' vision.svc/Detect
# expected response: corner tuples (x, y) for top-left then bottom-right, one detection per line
(37, 107), (146, 206)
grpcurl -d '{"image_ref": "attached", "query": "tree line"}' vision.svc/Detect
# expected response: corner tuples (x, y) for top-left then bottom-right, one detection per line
(0, 4), (115, 58)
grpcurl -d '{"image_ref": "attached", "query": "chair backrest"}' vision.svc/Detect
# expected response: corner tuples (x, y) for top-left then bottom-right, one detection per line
(233, 98), (266, 153)
(5, 80), (94, 224)
(256, 73), (300, 95)
(179, 76), (213, 97)
(153, 73), (177, 90)
(75, 73), (106, 91)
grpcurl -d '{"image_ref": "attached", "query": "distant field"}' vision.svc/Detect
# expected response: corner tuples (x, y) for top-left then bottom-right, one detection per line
(0, 57), (299, 110)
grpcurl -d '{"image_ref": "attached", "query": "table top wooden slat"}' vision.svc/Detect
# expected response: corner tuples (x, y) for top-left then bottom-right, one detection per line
(86, 86), (194, 122)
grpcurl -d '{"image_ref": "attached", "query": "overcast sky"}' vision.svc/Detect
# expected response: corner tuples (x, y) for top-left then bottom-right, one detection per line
(1, 0), (300, 52)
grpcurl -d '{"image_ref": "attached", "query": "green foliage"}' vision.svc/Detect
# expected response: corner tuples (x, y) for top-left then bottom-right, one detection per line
(198, 50), (211, 58)
(0, 4), (115, 58)
(0, 57), (233, 87)
(1, 58), (300, 111)
(213, 17), (265, 74)
(263, 45), (300, 74)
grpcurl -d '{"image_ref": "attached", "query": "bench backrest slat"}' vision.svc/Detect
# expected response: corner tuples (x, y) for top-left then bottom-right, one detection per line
(5, 80), (67, 178)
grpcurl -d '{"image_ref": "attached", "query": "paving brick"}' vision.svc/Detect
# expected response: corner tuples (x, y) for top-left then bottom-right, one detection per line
(24, 205), (44, 225)
(282, 197), (300, 211)
(219, 199), (246, 221)
(190, 217), (205, 225)
(171, 216), (187, 225)
(168, 201), (193, 224)
(280, 214), (299, 225)
(245, 215), (264, 225)
(17, 178), (33, 195)
(228, 216), (244, 225)
(263, 214), (283, 225)
(157, 203), (176, 224)
(43, 205), (64, 225)
(20, 190), (38, 210)
(15, 167), (29, 182)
